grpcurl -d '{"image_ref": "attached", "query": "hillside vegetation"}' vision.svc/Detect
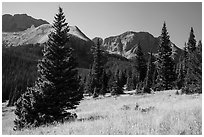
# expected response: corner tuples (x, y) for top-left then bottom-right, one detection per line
(2, 90), (202, 135)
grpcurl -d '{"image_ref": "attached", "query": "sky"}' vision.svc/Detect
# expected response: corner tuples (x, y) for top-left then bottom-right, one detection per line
(2, 2), (202, 48)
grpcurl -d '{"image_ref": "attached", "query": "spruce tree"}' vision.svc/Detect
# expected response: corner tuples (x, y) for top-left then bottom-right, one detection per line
(187, 27), (197, 52)
(131, 69), (139, 90)
(176, 43), (188, 90)
(182, 29), (201, 94)
(126, 71), (134, 90)
(92, 39), (103, 97)
(133, 42), (147, 82)
(111, 70), (123, 95)
(197, 40), (202, 56)
(126, 76), (133, 90)
(183, 42), (188, 73)
(156, 22), (176, 90)
(14, 7), (83, 130)
(100, 69), (108, 95)
(143, 52), (154, 93)
(176, 58), (185, 89)
(85, 66), (94, 95)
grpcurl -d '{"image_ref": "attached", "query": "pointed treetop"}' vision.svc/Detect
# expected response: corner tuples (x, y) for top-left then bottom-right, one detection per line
(59, 6), (63, 13)
(190, 27), (194, 33)
(187, 27), (196, 52)
(161, 21), (169, 39)
(163, 21), (166, 27)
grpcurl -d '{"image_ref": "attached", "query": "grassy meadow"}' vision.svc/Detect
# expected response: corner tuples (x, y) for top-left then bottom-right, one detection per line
(2, 90), (202, 135)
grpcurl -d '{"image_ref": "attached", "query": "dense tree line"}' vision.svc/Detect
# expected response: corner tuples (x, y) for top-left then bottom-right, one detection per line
(178, 28), (202, 94)
(2, 44), (43, 105)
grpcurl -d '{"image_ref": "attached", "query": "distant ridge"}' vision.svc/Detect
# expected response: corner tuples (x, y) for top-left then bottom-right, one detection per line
(101, 31), (182, 60)
(2, 24), (91, 46)
(2, 14), (49, 32)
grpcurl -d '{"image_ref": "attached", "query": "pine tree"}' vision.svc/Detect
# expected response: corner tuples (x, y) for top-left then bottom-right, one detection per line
(100, 69), (108, 95)
(111, 71), (123, 95)
(176, 58), (185, 89)
(183, 42), (188, 74)
(183, 49), (202, 93)
(126, 76), (133, 90)
(187, 27), (197, 52)
(133, 42), (147, 82)
(181, 28), (201, 94)
(92, 39), (103, 97)
(14, 89), (36, 130)
(126, 70), (134, 90)
(85, 66), (94, 95)
(151, 68), (157, 89)
(156, 22), (176, 90)
(143, 52), (154, 93)
(197, 40), (202, 56)
(14, 7), (83, 130)
(131, 69), (139, 90)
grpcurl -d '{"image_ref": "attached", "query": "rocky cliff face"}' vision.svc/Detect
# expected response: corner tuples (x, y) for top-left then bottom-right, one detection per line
(103, 31), (159, 59)
(2, 14), (49, 32)
(102, 31), (181, 59)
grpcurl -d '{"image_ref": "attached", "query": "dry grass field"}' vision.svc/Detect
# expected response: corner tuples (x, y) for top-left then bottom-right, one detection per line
(2, 90), (202, 135)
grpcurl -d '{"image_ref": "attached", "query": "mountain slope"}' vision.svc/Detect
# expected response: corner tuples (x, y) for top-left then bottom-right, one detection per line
(102, 31), (182, 59)
(2, 24), (94, 68)
(2, 14), (49, 32)
(2, 24), (91, 46)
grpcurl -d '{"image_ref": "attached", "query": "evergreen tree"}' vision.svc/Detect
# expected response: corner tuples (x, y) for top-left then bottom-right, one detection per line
(84, 66), (94, 95)
(176, 43), (188, 90)
(133, 42), (147, 82)
(14, 7), (83, 130)
(100, 69), (108, 95)
(117, 69), (127, 89)
(111, 70), (123, 95)
(92, 39), (103, 97)
(176, 58), (185, 89)
(156, 22), (176, 90)
(143, 52), (154, 93)
(126, 76), (133, 90)
(183, 42), (188, 74)
(183, 49), (202, 93)
(126, 70), (134, 90)
(178, 30), (201, 94)
(151, 68), (157, 90)
(187, 27), (197, 52)
(197, 40), (202, 56)
(181, 28), (202, 94)
(132, 69), (139, 90)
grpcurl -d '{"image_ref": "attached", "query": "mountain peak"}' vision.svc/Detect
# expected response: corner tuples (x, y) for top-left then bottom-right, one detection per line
(103, 30), (181, 59)
(2, 13), (49, 32)
(2, 23), (92, 46)
(69, 26), (90, 41)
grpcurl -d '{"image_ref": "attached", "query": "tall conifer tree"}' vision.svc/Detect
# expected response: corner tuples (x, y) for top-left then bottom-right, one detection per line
(197, 40), (202, 56)
(187, 27), (197, 52)
(92, 39), (103, 97)
(133, 42), (147, 82)
(156, 22), (176, 90)
(143, 52), (154, 93)
(14, 7), (83, 130)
